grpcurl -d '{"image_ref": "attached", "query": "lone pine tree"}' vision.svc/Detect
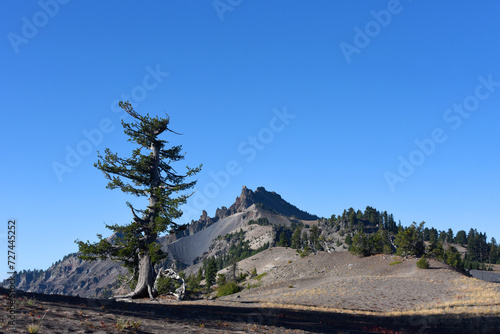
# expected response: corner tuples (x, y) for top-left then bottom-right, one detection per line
(75, 101), (201, 299)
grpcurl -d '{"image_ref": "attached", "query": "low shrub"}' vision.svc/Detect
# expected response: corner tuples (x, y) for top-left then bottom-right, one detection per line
(115, 319), (141, 331)
(27, 324), (40, 334)
(216, 281), (241, 297)
(246, 283), (261, 290)
(389, 261), (402, 265)
(255, 273), (267, 282)
(156, 276), (180, 295)
(417, 256), (430, 269)
(299, 249), (311, 258)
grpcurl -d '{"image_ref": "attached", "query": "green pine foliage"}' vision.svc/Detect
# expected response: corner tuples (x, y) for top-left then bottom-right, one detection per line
(278, 230), (289, 247)
(204, 230), (269, 276)
(216, 273), (227, 286)
(290, 227), (302, 249)
(465, 229), (491, 264)
(205, 258), (218, 289)
(444, 246), (464, 271)
(349, 230), (370, 257)
(302, 231), (309, 248)
(156, 276), (181, 295)
(344, 234), (352, 246)
(394, 222), (425, 257)
(248, 218), (271, 226)
(309, 225), (320, 250)
(75, 102), (201, 296)
(349, 228), (393, 257)
(455, 230), (467, 245)
(329, 206), (498, 271)
(183, 272), (202, 293)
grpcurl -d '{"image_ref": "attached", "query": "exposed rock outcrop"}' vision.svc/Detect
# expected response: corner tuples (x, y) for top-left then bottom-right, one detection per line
(227, 186), (318, 220)
(4, 186), (319, 298)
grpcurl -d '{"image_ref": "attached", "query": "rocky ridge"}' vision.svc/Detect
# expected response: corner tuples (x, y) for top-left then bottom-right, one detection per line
(4, 186), (319, 298)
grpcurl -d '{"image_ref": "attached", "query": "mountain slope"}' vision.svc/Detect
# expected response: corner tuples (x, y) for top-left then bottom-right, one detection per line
(164, 211), (249, 266)
(5, 186), (317, 297)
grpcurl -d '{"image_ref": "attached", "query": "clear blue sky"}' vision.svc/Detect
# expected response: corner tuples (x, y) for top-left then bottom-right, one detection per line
(2, 0), (500, 280)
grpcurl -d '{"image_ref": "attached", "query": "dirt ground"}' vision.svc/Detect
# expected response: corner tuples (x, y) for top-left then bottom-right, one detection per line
(2, 289), (499, 334)
(222, 249), (500, 312)
(2, 249), (499, 333)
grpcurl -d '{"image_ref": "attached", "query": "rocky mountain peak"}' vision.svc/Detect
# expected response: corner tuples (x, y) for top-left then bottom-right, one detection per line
(227, 185), (254, 213)
(181, 186), (318, 236)
(4, 185), (319, 298)
(227, 186), (318, 221)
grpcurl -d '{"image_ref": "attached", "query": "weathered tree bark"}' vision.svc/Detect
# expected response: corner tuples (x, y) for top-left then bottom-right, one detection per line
(113, 252), (157, 300)
(114, 141), (162, 300)
(154, 268), (186, 300)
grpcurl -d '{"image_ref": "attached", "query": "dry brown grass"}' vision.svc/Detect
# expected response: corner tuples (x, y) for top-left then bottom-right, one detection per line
(260, 275), (500, 318)
(226, 249), (500, 319)
(401, 276), (500, 317)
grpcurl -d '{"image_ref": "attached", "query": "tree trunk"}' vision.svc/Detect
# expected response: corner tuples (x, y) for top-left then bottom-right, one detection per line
(114, 252), (157, 300)
(114, 141), (161, 300)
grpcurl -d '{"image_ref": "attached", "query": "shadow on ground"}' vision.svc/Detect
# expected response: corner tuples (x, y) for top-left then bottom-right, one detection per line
(2, 287), (499, 333)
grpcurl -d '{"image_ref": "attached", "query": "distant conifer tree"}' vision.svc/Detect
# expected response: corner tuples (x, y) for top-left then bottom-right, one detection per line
(278, 230), (290, 247)
(291, 227), (302, 249)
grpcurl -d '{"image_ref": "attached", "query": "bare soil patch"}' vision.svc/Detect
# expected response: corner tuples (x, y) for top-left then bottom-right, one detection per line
(226, 249), (500, 314)
(3, 249), (499, 333)
(2, 287), (499, 334)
